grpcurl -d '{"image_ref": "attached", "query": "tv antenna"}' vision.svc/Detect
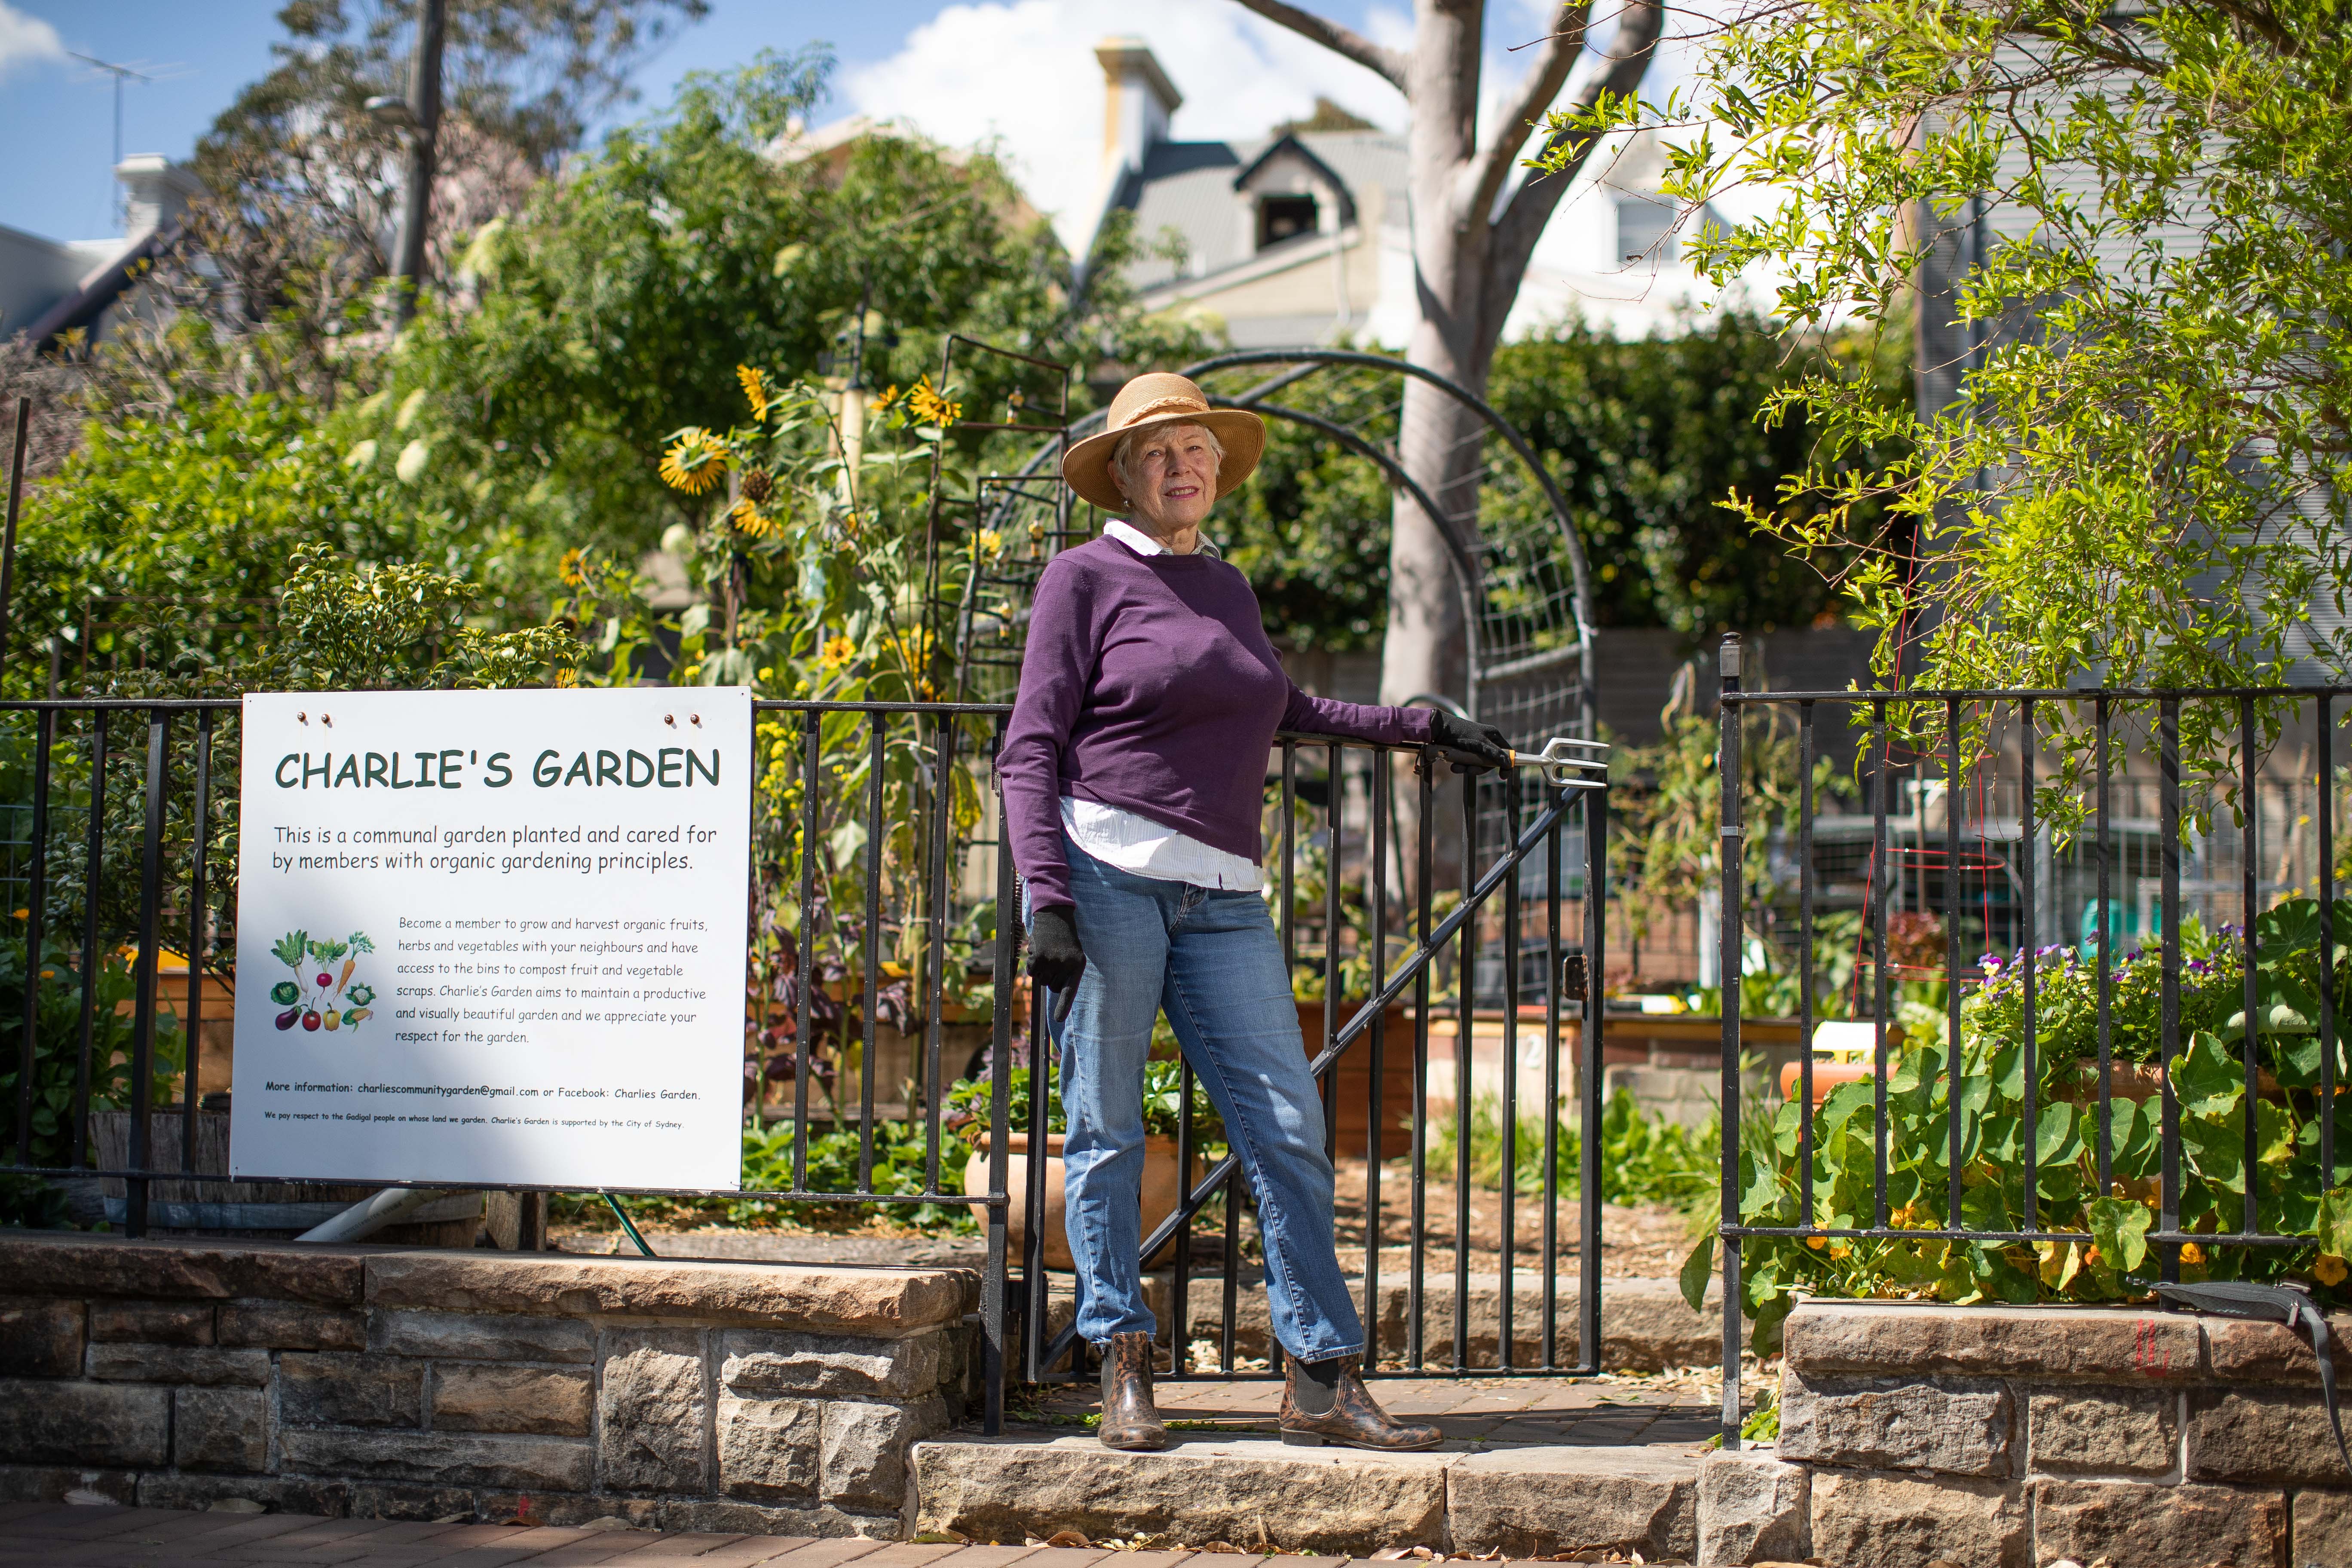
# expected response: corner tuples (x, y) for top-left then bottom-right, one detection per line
(68, 52), (156, 229)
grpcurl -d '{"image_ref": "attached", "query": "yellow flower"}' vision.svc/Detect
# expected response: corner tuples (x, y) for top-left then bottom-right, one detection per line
(873, 384), (900, 411)
(820, 636), (855, 672)
(729, 498), (780, 537)
(1828, 1242), (1851, 1259)
(658, 427), (729, 493)
(977, 528), (1004, 557)
(558, 548), (587, 588)
(1805, 1235), (1827, 1251)
(904, 376), (962, 429)
(2318, 1254), (2349, 1287)
(757, 667), (775, 683)
(737, 364), (771, 420)
(2180, 1242), (2207, 1267)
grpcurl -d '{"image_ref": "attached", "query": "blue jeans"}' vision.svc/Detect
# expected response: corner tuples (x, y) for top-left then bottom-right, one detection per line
(1041, 836), (1364, 1361)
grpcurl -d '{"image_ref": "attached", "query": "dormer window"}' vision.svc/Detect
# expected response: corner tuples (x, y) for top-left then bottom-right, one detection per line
(1257, 195), (1317, 250)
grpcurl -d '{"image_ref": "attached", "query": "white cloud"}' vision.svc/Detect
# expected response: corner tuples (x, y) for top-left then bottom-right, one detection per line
(0, 2), (62, 78)
(837, 0), (1761, 328)
(840, 0), (1406, 254)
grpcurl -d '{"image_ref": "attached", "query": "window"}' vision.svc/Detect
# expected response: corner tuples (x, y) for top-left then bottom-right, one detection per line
(1257, 195), (1318, 250)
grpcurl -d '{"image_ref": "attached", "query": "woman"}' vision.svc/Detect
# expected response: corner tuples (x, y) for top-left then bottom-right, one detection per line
(998, 372), (1513, 1452)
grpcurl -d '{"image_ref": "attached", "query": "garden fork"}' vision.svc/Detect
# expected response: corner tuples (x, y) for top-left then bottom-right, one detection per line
(1509, 735), (1610, 788)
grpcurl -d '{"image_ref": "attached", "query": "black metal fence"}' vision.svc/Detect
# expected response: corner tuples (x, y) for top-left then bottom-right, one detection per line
(2, 693), (1611, 1430)
(1715, 634), (2352, 1444)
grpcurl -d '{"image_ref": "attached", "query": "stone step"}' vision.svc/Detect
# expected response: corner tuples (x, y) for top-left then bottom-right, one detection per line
(911, 1433), (1707, 1560)
(1035, 1273), (1723, 1373)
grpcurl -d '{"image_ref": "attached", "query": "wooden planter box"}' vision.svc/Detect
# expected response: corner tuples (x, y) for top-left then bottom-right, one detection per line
(85, 1110), (481, 1246)
(1298, 1000), (1416, 1161)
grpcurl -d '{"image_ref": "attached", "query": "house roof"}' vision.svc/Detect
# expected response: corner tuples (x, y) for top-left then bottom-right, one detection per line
(1231, 132), (1357, 225)
(1115, 128), (1404, 292)
(27, 223), (183, 351)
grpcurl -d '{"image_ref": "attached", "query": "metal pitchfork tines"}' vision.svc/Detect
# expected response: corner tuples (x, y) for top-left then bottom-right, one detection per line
(1510, 735), (1610, 787)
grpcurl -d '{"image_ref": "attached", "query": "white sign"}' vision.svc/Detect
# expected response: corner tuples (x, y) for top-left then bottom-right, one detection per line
(230, 687), (751, 1190)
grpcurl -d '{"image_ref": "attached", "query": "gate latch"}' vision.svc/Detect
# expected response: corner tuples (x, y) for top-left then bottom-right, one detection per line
(1561, 953), (1589, 1004)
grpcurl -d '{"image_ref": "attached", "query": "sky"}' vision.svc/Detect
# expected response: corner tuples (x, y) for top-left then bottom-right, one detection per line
(0, 0), (1660, 252)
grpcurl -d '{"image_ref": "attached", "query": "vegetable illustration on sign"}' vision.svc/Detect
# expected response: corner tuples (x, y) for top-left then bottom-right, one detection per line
(270, 928), (377, 1033)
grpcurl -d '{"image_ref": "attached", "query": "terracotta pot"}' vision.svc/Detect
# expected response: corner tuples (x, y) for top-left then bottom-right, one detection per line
(962, 1131), (1188, 1272)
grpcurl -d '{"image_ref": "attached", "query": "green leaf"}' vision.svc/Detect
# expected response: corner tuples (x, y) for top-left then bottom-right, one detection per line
(2033, 1101), (2083, 1169)
(2255, 899), (2320, 956)
(1990, 1041), (2026, 1103)
(2175, 1032), (2245, 1119)
(1740, 1152), (1787, 1222)
(1680, 1232), (1716, 1314)
(1819, 1078), (1876, 1139)
(2087, 1196), (2153, 1275)
(2318, 1188), (2352, 1257)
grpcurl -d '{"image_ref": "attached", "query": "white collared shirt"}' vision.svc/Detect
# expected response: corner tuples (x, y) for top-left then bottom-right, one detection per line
(1057, 520), (1266, 892)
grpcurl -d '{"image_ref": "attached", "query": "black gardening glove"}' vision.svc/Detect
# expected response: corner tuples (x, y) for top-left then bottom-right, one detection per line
(1026, 905), (1088, 996)
(1428, 710), (1513, 772)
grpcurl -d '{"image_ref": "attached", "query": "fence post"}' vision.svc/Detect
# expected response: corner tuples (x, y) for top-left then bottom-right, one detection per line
(1717, 633), (1743, 1449)
(983, 719), (1014, 1436)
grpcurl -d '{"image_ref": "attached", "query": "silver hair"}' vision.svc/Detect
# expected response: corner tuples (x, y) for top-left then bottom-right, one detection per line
(1108, 421), (1226, 502)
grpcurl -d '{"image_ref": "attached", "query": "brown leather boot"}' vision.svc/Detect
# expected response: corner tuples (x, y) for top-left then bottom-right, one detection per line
(1280, 1354), (1442, 1450)
(1097, 1332), (1166, 1451)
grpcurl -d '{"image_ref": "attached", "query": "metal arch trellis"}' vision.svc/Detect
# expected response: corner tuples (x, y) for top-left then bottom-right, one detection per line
(949, 346), (1600, 750)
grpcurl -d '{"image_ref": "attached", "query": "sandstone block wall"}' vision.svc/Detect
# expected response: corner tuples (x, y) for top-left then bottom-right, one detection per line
(0, 1233), (975, 1535)
(1761, 1299), (2352, 1568)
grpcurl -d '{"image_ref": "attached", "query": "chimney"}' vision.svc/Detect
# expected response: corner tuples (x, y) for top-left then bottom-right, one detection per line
(1095, 38), (1182, 190)
(115, 155), (203, 239)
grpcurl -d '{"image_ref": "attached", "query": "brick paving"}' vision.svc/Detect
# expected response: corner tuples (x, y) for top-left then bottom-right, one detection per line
(0, 1509), (1606, 1568)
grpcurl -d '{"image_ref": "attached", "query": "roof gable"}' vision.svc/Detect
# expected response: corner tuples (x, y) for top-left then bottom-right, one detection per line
(1231, 133), (1356, 226)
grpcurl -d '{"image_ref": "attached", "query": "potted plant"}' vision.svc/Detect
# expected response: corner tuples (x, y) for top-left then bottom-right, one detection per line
(947, 1061), (1221, 1271)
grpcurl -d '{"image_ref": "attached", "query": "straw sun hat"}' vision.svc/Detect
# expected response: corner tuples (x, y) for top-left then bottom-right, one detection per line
(1060, 372), (1267, 513)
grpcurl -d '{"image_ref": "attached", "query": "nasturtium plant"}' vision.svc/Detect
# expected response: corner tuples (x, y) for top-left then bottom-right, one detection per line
(1697, 898), (2352, 1341)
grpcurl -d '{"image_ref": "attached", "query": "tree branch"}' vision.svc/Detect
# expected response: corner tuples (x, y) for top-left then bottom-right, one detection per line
(1226, 0), (1410, 92)
(1460, 1), (1592, 233)
(1482, 0), (1663, 334)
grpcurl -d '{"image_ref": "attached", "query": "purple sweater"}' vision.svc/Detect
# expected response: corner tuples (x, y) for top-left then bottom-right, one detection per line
(1001, 535), (1433, 911)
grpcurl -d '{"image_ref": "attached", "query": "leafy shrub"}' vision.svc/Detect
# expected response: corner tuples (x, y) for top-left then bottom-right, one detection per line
(1702, 897), (2352, 1345)
(1429, 1088), (1720, 1207)
(0, 938), (186, 1225)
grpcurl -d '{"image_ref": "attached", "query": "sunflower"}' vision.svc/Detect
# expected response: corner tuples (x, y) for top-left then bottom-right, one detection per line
(819, 635), (856, 672)
(558, 547), (588, 588)
(905, 376), (962, 428)
(977, 528), (1004, 557)
(737, 364), (771, 420)
(658, 427), (730, 493)
(729, 498), (781, 537)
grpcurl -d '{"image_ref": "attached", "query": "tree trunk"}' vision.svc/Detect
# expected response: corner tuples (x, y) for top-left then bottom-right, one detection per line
(1228, 0), (1659, 718)
(1379, 0), (1488, 713)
